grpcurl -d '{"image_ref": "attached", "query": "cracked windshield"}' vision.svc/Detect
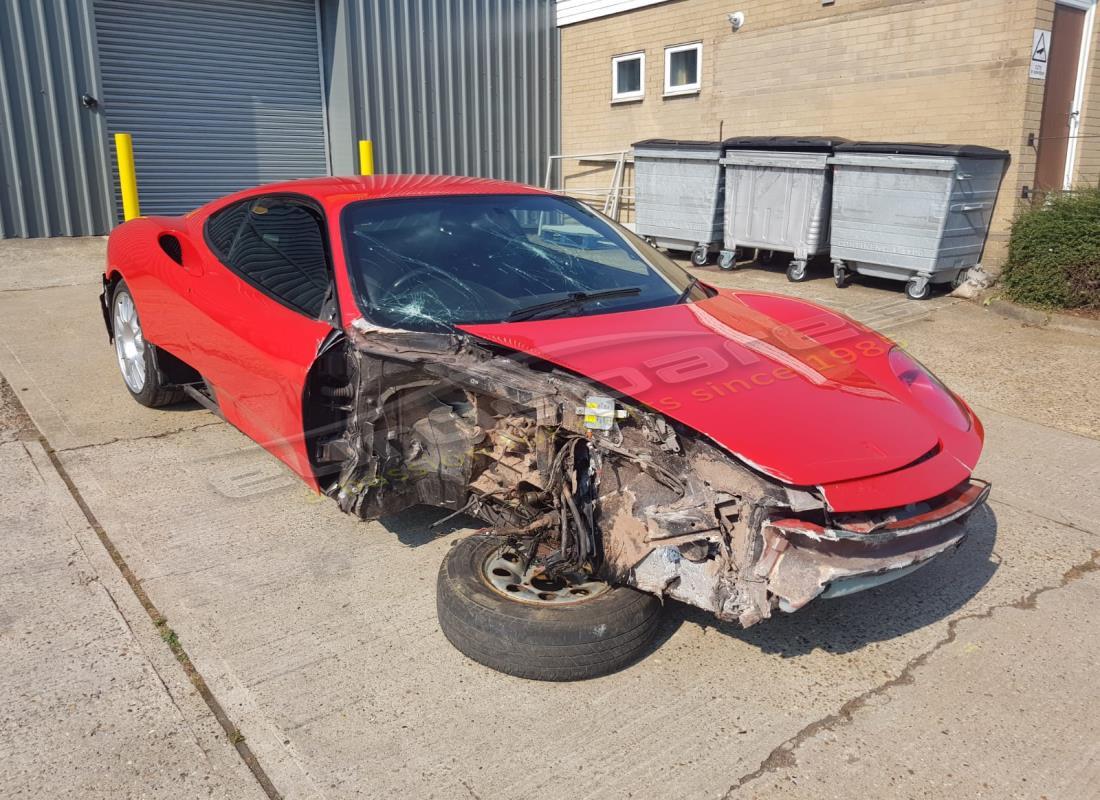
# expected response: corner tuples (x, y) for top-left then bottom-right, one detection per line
(343, 194), (702, 331)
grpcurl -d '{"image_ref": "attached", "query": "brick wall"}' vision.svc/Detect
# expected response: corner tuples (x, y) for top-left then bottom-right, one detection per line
(560, 0), (1068, 270)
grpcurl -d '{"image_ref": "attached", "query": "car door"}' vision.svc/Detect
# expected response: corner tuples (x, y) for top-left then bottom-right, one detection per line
(186, 194), (338, 485)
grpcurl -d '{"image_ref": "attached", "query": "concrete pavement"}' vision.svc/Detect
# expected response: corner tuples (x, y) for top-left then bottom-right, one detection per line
(0, 238), (1097, 799)
(0, 379), (265, 798)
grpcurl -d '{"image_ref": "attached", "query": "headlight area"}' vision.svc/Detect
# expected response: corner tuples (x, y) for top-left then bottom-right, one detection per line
(888, 347), (971, 431)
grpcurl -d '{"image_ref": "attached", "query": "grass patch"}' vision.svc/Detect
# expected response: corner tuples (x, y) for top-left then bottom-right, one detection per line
(155, 617), (182, 653)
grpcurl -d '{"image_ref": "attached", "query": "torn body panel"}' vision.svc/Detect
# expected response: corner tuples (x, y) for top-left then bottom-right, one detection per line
(309, 322), (988, 628)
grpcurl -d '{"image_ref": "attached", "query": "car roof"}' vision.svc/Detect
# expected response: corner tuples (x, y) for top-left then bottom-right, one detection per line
(208, 174), (552, 210)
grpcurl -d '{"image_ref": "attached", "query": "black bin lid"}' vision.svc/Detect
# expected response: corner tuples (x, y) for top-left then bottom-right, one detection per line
(632, 138), (723, 151)
(722, 135), (848, 153)
(835, 141), (1010, 160)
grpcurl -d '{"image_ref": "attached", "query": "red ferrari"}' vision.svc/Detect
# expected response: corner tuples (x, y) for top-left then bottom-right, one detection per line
(101, 176), (988, 680)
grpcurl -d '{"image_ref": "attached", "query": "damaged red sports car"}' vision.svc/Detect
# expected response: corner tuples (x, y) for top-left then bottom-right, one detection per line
(101, 176), (989, 681)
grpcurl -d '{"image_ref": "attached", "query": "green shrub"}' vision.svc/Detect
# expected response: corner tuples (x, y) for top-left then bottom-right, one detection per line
(1002, 188), (1100, 309)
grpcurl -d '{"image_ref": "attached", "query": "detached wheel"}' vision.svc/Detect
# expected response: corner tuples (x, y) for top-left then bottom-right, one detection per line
(437, 535), (663, 681)
(905, 276), (931, 301)
(690, 245), (710, 267)
(111, 280), (183, 408)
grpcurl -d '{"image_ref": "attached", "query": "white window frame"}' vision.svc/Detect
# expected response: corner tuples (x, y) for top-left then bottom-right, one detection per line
(664, 41), (702, 96)
(1057, 0), (1097, 189)
(611, 51), (646, 103)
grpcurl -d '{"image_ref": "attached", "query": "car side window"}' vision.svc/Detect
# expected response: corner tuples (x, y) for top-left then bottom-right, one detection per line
(206, 196), (332, 319)
(206, 200), (248, 255)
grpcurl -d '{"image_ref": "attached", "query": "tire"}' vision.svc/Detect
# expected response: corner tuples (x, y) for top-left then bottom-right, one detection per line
(111, 280), (184, 408)
(437, 535), (664, 681)
(832, 260), (850, 289)
(905, 277), (931, 301)
(786, 260), (808, 282)
(718, 250), (737, 271)
(690, 246), (709, 267)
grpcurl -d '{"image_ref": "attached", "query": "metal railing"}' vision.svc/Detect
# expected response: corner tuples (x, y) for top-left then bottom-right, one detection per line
(543, 150), (634, 220)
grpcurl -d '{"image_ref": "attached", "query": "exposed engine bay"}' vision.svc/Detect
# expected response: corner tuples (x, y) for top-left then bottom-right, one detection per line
(304, 320), (981, 627)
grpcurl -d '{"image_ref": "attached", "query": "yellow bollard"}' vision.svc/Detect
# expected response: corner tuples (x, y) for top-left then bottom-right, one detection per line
(358, 139), (375, 176)
(114, 132), (141, 220)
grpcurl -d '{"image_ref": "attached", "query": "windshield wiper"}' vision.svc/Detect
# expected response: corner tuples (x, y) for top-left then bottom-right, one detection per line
(676, 276), (700, 304)
(507, 287), (642, 322)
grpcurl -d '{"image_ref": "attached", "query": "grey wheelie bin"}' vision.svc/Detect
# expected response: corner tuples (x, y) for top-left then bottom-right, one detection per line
(829, 142), (1010, 299)
(632, 139), (724, 266)
(718, 136), (848, 281)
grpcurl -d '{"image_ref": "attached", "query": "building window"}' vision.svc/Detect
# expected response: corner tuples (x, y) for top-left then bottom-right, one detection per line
(612, 52), (645, 102)
(664, 42), (701, 95)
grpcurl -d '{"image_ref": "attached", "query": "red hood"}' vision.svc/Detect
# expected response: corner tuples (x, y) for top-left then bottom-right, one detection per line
(459, 289), (981, 494)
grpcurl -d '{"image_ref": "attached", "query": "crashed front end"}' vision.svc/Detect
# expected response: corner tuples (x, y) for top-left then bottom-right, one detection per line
(629, 474), (988, 627)
(311, 321), (988, 628)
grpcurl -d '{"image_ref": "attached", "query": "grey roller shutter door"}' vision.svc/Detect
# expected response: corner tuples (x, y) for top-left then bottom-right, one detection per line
(94, 0), (329, 219)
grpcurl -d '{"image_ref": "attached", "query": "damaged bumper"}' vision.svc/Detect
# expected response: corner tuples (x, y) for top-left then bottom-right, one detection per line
(630, 479), (989, 627)
(764, 480), (990, 614)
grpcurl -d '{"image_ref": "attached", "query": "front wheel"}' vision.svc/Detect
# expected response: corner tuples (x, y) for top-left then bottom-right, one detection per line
(111, 280), (183, 408)
(786, 259), (808, 282)
(690, 245), (710, 267)
(436, 535), (663, 681)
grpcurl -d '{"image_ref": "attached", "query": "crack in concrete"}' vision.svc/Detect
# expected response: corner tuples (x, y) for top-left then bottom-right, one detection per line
(721, 546), (1100, 798)
(34, 434), (284, 800)
(0, 282), (92, 293)
(56, 420), (225, 452)
(969, 402), (1100, 444)
(988, 496), (1099, 538)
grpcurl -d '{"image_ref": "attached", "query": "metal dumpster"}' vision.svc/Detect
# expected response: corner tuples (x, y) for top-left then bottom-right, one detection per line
(829, 142), (1010, 299)
(632, 139), (724, 265)
(718, 136), (848, 281)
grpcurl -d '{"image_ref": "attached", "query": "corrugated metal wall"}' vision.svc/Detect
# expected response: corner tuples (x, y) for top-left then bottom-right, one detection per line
(94, 0), (331, 218)
(322, 0), (559, 186)
(2, 0), (560, 239)
(0, 0), (113, 238)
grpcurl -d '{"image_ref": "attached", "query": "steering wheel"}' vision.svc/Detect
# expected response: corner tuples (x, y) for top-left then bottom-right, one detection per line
(376, 263), (484, 315)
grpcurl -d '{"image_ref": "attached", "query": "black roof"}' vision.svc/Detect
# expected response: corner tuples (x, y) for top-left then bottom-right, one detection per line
(835, 141), (1010, 160)
(722, 135), (848, 153)
(632, 138), (723, 151)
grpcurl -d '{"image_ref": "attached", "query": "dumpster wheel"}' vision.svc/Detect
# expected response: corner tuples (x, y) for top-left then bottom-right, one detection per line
(832, 259), (850, 289)
(905, 276), (931, 301)
(786, 259), (809, 282)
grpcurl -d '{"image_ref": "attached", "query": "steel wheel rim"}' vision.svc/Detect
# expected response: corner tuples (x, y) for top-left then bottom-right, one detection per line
(483, 546), (611, 605)
(113, 291), (146, 393)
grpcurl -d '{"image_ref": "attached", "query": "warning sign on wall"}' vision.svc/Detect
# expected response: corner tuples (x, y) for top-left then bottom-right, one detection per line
(1030, 28), (1050, 80)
